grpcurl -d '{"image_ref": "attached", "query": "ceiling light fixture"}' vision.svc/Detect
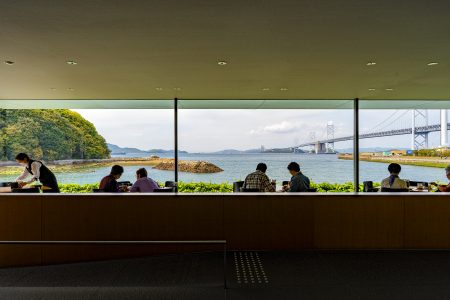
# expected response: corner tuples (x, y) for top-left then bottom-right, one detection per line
(155, 87), (163, 91)
(4, 60), (14, 65)
(366, 62), (377, 66)
(280, 88), (288, 91)
(385, 88), (394, 91)
(66, 60), (77, 65)
(427, 62), (439, 66)
(368, 88), (376, 91)
(50, 88), (57, 91)
(173, 87), (181, 91)
(217, 61), (227, 66)
(67, 88), (75, 91)
(262, 88), (270, 91)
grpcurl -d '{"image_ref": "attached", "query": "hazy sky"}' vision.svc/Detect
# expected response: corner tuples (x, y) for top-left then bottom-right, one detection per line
(74, 109), (447, 152)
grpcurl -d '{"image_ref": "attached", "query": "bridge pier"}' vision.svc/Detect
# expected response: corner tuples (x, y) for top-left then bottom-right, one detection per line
(315, 142), (327, 154)
(441, 110), (448, 147)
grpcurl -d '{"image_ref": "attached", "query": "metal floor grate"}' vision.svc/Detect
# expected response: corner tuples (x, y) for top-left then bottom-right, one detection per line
(233, 251), (269, 285)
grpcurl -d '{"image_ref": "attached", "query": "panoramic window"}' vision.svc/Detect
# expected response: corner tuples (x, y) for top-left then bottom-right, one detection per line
(0, 100), (174, 193)
(178, 100), (354, 193)
(359, 100), (450, 193)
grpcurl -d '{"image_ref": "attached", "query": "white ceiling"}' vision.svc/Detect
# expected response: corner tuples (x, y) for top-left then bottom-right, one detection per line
(0, 0), (449, 100)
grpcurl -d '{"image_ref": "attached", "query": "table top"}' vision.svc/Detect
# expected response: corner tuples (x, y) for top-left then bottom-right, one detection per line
(409, 187), (429, 193)
(0, 187), (12, 193)
(0, 185), (52, 193)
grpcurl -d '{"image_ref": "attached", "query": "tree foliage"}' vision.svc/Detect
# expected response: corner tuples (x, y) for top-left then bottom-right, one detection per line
(413, 149), (450, 157)
(0, 109), (110, 161)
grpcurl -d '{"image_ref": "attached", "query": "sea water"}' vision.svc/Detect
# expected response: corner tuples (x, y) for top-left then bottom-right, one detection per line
(0, 153), (447, 185)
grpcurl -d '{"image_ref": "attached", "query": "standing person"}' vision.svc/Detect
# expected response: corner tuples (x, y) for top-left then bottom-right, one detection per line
(430, 165), (450, 192)
(15, 153), (60, 193)
(130, 168), (159, 193)
(380, 163), (408, 190)
(99, 165), (124, 193)
(285, 162), (310, 192)
(243, 163), (276, 192)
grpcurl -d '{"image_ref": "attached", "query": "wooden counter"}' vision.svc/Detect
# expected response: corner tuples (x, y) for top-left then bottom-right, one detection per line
(1, 193), (450, 267)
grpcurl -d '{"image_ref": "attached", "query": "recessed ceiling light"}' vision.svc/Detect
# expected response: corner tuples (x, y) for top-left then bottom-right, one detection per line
(4, 60), (14, 65)
(173, 87), (181, 91)
(280, 88), (288, 91)
(155, 87), (163, 91)
(67, 88), (75, 91)
(66, 60), (77, 65)
(427, 62), (439, 66)
(50, 88), (57, 91)
(385, 88), (394, 91)
(366, 62), (377, 66)
(368, 88), (376, 91)
(217, 61), (227, 66)
(262, 88), (270, 91)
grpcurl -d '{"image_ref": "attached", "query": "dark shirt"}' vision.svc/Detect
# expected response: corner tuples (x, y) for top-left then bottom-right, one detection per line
(99, 175), (119, 193)
(288, 172), (310, 192)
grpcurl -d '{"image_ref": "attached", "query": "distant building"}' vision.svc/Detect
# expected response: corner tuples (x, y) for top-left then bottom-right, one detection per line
(390, 150), (408, 156)
(360, 152), (378, 157)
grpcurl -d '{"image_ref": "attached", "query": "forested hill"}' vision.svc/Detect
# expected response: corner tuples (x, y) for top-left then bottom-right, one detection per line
(0, 109), (110, 161)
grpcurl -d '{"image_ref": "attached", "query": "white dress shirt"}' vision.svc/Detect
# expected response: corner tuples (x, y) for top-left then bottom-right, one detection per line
(380, 176), (408, 189)
(15, 161), (42, 182)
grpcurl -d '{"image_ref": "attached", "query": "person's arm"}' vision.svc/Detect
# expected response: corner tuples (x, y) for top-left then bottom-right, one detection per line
(287, 178), (301, 193)
(129, 182), (140, 193)
(262, 175), (275, 192)
(15, 168), (30, 182)
(401, 180), (408, 189)
(112, 180), (120, 193)
(150, 179), (159, 190)
(30, 161), (41, 181)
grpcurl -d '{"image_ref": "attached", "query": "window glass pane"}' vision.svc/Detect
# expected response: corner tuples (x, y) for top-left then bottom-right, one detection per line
(359, 100), (450, 191)
(0, 100), (174, 193)
(178, 100), (354, 193)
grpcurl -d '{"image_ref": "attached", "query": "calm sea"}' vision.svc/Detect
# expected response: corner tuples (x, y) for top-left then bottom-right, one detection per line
(0, 153), (447, 185)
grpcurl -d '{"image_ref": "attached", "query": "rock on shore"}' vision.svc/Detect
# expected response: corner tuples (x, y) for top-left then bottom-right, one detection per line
(153, 159), (223, 173)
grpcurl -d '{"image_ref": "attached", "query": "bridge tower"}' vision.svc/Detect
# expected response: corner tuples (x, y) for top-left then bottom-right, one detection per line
(441, 110), (448, 147)
(411, 110), (429, 150)
(326, 121), (335, 153)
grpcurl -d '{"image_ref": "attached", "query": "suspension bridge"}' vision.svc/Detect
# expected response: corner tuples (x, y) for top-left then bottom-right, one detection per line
(292, 110), (449, 154)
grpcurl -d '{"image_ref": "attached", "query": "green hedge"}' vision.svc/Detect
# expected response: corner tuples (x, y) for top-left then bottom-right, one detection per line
(58, 181), (374, 193)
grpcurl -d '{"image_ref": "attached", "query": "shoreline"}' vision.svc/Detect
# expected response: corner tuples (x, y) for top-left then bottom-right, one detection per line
(0, 157), (223, 175)
(338, 154), (450, 168)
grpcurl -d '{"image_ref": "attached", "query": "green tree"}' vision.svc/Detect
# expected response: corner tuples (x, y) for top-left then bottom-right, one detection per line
(0, 109), (110, 161)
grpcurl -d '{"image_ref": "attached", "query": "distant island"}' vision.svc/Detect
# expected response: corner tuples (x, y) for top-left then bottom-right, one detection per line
(107, 143), (188, 155)
(108, 144), (304, 155)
